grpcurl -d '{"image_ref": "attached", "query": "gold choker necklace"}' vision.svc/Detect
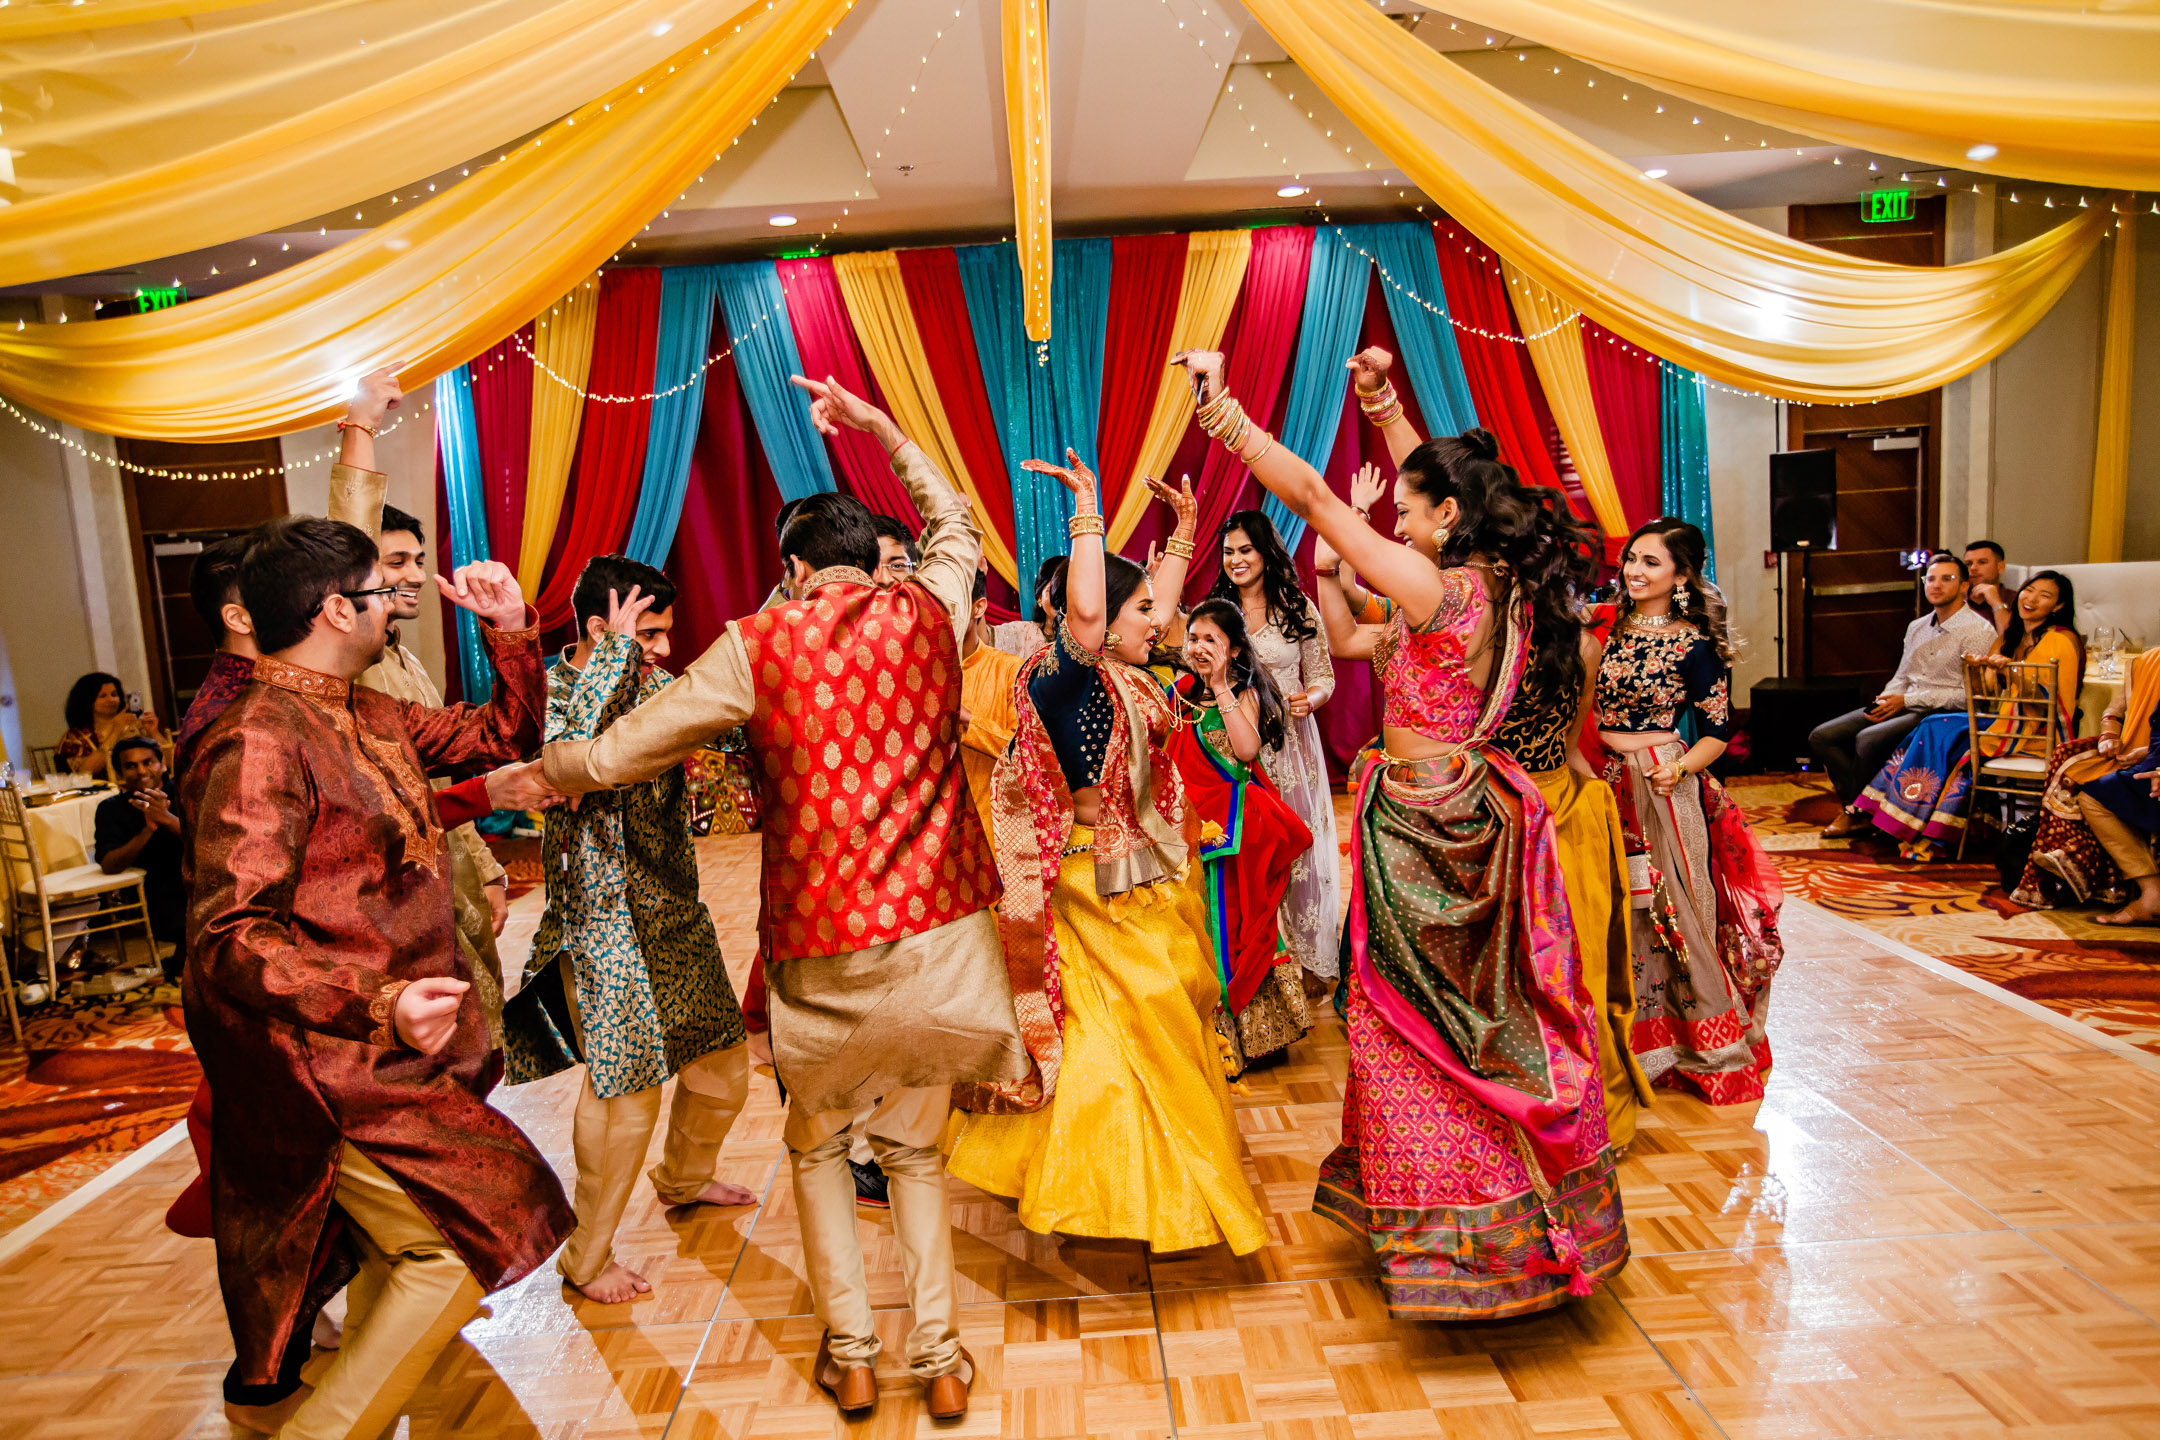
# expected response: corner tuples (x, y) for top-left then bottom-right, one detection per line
(1630, 609), (1677, 627)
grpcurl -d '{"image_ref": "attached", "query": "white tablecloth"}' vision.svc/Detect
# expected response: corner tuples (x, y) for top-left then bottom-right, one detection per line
(22, 790), (107, 875)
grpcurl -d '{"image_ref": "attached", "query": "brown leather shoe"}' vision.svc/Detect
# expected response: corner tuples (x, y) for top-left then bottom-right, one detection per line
(814, 1334), (877, 1413)
(925, 1348), (977, 1420)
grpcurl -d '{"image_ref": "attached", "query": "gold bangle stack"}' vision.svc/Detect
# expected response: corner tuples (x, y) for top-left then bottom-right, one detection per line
(1163, 537), (1196, 560)
(1358, 380), (1402, 428)
(1067, 512), (1105, 539)
(1195, 389), (1251, 454)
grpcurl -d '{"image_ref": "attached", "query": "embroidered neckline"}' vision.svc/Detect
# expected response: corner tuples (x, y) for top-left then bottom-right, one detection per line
(803, 565), (874, 595)
(251, 655), (350, 703)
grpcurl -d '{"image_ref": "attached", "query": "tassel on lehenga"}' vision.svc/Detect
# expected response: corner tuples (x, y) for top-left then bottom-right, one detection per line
(1510, 1126), (1596, 1297)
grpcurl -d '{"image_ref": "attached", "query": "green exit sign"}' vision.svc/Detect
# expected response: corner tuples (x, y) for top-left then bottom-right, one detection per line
(135, 286), (186, 310)
(1864, 189), (1914, 224)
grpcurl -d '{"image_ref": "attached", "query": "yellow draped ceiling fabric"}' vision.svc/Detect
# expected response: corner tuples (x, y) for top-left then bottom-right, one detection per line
(1107, 230), (1254, 547)
(831, 251), (1022, 585)
(1503, 263), (1629, 540)
(2086, 214), (2138, 565)
(1246, 0), (2116, 402)
(1000, 0), (1053, 341)
(0, 0), (855, 438)
(0, 0), (269, 40)
(1417, 0), (2160, 192)
(0, 0), (771, 287)
(516, 280), (600, 591)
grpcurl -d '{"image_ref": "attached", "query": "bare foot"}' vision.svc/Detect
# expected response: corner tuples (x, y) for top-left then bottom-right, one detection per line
(572, 1259), (651, 1304)
(2096, 903), (2160, 927)
(684, 1178), (758, 1207)
(224, 1386), (311, 1435)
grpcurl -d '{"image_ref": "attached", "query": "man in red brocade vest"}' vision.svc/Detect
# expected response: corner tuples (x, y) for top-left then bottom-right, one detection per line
(534, 376), (1026, 1421)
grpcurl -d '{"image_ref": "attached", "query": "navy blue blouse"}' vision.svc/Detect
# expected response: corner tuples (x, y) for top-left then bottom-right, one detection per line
(1594, 624), (1734, 741)
(1027, 621), (1120, 793)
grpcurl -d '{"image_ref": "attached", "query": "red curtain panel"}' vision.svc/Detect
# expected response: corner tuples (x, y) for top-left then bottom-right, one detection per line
(665, 349), (785, 671)
(1429, 219), (1572, 504)
(896, 248), (1019, 573)
(1182, 224), (1313, 605)
(1095, 232), (1189, 525)
(777, 257), (920, 529)
(468, 324), (533, 564)
(532, 267), (663, 631)
(1581, 316), (1665, 529)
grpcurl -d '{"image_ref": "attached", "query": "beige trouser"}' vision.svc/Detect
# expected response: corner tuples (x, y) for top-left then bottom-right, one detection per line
(557, 1043), (751, 1286)
(2080, 792), (2158, 881)
(785, 1086), (959, 1378)
(281, 1147), (483, 1440)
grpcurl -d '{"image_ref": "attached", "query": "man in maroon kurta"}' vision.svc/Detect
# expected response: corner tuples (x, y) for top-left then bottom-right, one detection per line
(183, 515), (572, 1440)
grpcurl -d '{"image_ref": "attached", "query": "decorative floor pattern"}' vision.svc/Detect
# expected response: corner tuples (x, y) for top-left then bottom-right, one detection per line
(1728, 771), (2160, 1061)
(7, 823), (2160, 1437)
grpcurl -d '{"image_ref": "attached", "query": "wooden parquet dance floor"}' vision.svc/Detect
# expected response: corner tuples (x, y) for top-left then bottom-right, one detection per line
(8, 825), (2160, 1439)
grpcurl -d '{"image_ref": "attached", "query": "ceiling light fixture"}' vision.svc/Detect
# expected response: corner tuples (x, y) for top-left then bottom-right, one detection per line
(1966, 143), (1999, 162)
(1278, 184), (1308, 197)
(768, 214), (798, 227)
(1643, 168), (1668, 179)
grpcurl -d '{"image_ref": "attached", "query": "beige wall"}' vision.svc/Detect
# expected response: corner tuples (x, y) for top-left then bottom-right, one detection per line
(1702, 389), (1783, 701)
(0, 410), (107, 758)
(2123, 214), (2160, 560)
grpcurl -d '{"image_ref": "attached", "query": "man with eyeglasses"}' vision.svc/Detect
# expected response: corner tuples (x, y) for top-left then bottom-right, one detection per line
(180, 505), (570, 1440)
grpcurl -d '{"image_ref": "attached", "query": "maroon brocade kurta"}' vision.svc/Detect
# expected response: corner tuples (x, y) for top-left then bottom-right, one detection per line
(180, 622), (573, 1387)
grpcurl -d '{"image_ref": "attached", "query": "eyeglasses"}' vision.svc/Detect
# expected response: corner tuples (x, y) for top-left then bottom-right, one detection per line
(306, 584), (400, 621)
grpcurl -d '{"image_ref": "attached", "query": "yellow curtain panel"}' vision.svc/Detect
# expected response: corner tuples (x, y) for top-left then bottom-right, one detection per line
(1421, 0), (2160, 192)
(2086, 214), (2138, 565)
(1107, 230), (1254, 547)
(0, 0), (854, 439)
(517, 280), (601, 592)
(1504, 264), (1629, 540)
(0, 0), (772, 287)
(1246, 0), (2115, 402)
(832, 250), (1022, 586)
(0, 0), (267, 41)
(1001, 0), (1053, 341)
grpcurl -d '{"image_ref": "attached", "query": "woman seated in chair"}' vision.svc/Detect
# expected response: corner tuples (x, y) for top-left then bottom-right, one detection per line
(56, 671), (170, 781)
(2016, 646), (2160, 910)
(1852, 571), (2082, 861)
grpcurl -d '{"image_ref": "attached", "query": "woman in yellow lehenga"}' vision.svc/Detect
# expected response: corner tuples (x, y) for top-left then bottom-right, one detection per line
(1329, 348), (1652, 1151)
(946, 452), (1267, 1256)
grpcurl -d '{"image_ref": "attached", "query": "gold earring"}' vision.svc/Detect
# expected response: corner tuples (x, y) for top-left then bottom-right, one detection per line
(1104, 631), (1122, 652)
(1434, 523), (1452, 549)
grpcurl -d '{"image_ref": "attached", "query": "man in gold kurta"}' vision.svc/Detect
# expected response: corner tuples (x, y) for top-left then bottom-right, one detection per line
(527, 377), (1026, 1421)
(328, 468), (513, 1042)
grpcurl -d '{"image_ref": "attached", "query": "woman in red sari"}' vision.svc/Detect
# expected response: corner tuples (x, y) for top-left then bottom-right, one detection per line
(1170, 598), (1315, 1068)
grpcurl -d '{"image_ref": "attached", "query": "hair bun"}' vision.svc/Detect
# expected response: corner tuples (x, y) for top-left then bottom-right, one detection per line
(1460, 427), (1500, 462)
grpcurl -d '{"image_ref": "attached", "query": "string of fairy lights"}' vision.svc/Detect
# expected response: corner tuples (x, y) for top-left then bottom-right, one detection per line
(0, 390), (433, 484)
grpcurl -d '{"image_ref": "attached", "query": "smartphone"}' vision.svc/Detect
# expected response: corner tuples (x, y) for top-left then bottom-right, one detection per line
(126, 691), (144, 716)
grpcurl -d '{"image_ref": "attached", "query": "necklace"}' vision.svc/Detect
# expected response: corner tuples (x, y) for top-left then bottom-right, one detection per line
(1628, 609), (1677, 629)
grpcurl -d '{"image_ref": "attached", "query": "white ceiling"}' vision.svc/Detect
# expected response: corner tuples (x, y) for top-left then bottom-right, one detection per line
(16, 0), (2088, 302)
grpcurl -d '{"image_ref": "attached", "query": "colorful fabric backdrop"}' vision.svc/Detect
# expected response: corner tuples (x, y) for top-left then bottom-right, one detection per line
(432, 217), (1715, 733)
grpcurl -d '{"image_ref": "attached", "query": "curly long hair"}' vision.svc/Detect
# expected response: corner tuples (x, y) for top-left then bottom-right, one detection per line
(1398, 428), (1602, 702)
(1615, 517), (1734, 662)
(1206, 509), (1315, 642)
(1184, 598), (1287, 752)
(64, 671), (124, 733)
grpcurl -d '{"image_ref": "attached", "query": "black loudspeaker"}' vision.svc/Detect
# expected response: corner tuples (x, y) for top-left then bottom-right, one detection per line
(1770, 448), (1837, 552)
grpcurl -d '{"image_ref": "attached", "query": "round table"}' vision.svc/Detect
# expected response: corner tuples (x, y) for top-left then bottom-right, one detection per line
(22, 788), (109, 874)
(2078, 652), (2142, 737)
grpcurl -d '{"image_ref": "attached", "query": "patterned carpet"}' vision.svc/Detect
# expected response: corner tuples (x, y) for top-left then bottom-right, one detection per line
(1729, 771), (2160, 1059)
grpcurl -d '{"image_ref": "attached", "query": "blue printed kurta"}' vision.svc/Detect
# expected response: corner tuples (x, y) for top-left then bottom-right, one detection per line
(504, 634), (744, 1098)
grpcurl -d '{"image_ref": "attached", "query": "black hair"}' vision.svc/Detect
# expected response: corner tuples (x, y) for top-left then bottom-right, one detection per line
(65, 672), (124, 732)
(871, 514), (921, 565)
(778, 492), (882, 576)
(1185, 598), (1286, 751)
(379, 503), (424, 544)
(1927, 551), (1969, 581)
(1103, 554), (1151, 631)
(1618, 516), (1733, 663)
(972, 567), (988, 605)
(1033, 556), (1067, 624)
(109, 734), (161, 767)
(189, 533), (250, 634)
(2002, 568), (2081, 668)
(1206, 509), (1315, 642)
(1965, 539), (2006, 561)
(773, 496), (807, 544)
(239, 516), (380, 655)
(572, 554), (677, 632)
(1405, 427), (1604, 699)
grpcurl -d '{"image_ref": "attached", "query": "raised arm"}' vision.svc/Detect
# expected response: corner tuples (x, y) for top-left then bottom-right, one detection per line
(1140, 472), (1200, 639)
(1311, 532), (1381, 661)
(398, 562), (545, 772)
(792, 373), (980, 647)
(1026, 450), (1104, 652)
(1173, 350), (1449, 627)
(541, 628), (755, 796)
(1346, 348), (1423, 469)
(326, 368), (403, 538)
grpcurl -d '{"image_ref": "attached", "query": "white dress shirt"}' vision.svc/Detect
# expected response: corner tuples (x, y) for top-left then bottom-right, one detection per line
(1884, 605), (2000, 711)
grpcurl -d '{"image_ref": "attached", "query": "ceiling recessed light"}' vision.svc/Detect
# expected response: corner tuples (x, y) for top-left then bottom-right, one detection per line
(1277, 184), (1308, 198)
(768, 214), (798, 227)
(1642, 168), (1668, 179)
(1966, 142), (1999, 162)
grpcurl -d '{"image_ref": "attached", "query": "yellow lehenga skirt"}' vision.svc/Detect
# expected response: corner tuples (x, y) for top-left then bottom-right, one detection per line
(945, 829), (1269, 1255)
(1529, 766), (1655, 1151)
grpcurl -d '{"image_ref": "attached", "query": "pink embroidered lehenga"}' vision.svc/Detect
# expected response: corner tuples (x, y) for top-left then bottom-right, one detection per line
(1315, 569), (1627, 1320)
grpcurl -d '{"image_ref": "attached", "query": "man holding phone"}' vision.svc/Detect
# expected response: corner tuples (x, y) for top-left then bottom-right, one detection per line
(1811, 552), (1998, 838)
